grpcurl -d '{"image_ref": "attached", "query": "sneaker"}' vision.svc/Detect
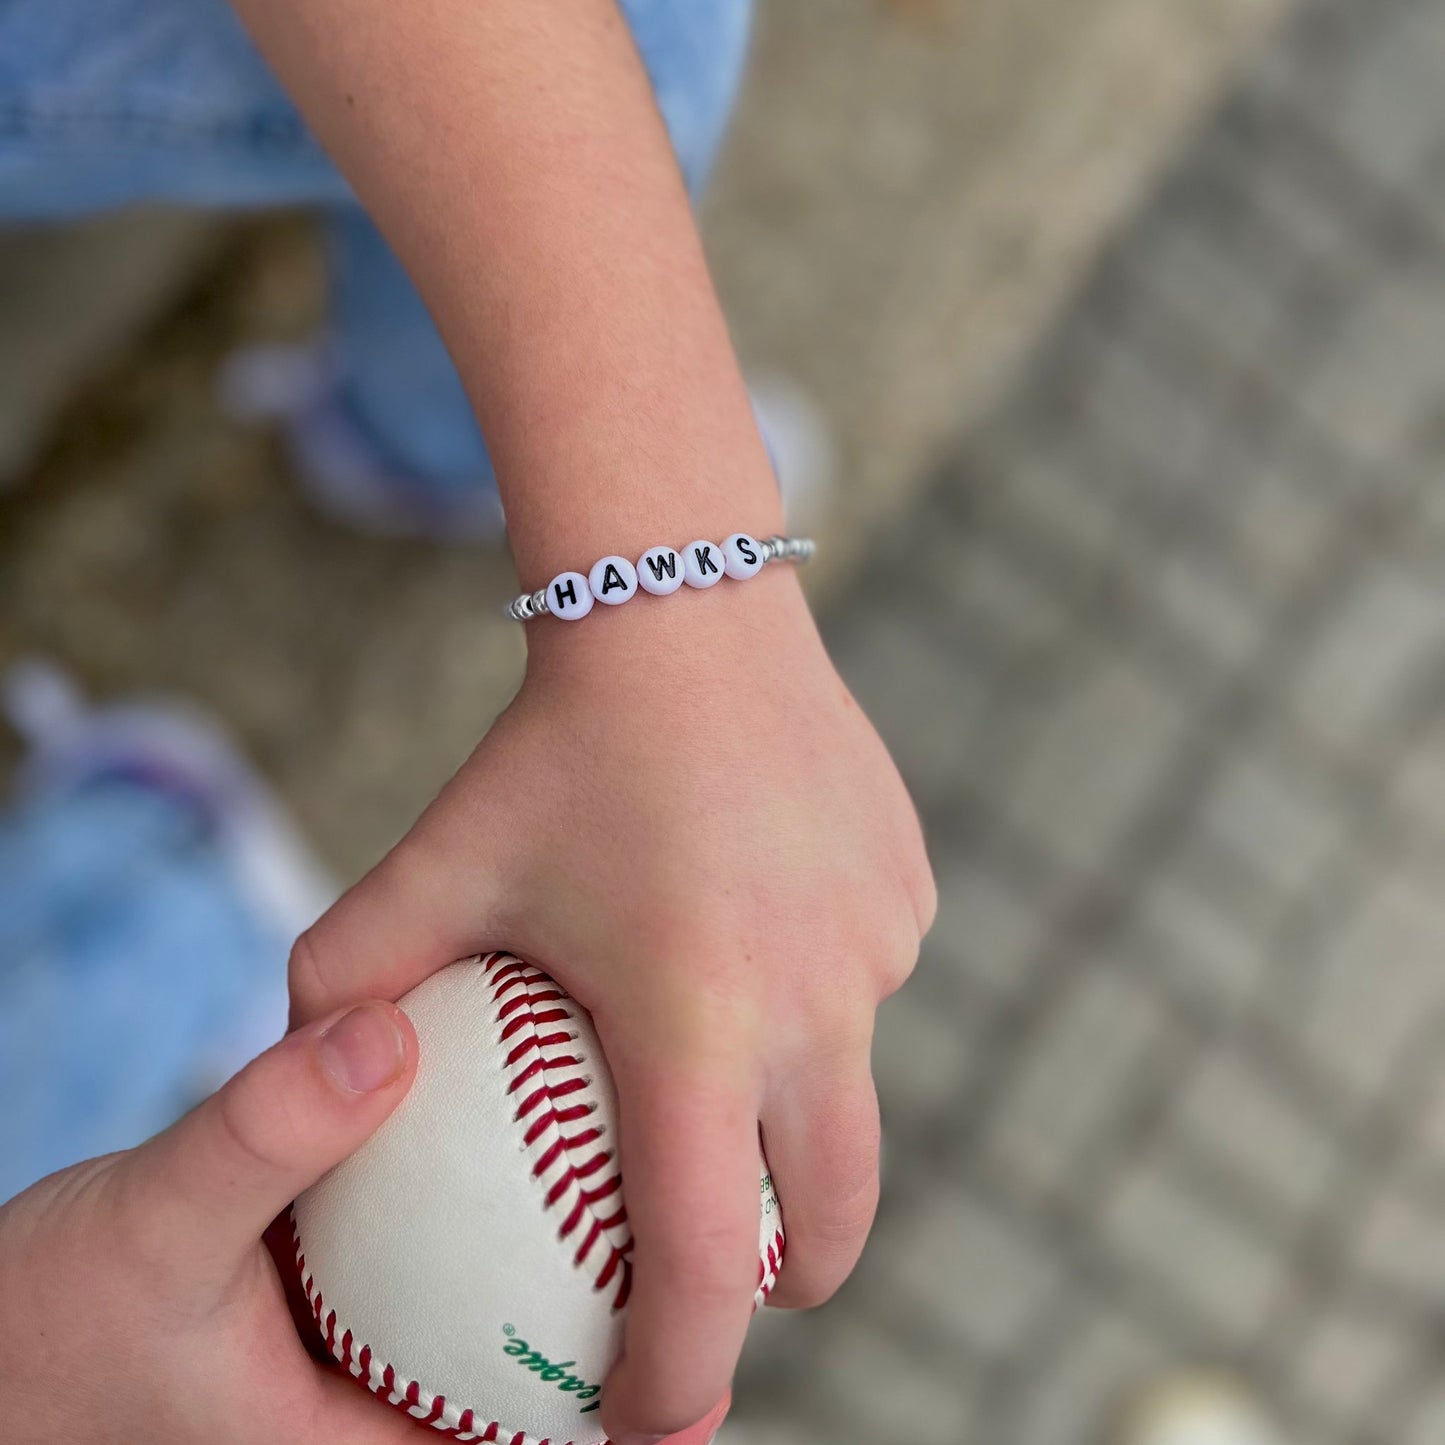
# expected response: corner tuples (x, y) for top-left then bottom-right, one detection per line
(218, 341), (505, 543)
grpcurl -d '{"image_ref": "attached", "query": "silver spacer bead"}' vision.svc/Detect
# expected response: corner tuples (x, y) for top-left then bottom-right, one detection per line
(504, 587), (551, 621)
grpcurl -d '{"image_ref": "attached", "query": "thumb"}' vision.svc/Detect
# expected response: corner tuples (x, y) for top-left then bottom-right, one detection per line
(119, 1002), (417, 1272)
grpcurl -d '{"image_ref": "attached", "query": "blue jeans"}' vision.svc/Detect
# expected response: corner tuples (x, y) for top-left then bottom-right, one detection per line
(0, 0), (752, 488)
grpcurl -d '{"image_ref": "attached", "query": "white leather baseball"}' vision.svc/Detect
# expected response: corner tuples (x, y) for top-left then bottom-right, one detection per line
(292, 953), (784, 1444)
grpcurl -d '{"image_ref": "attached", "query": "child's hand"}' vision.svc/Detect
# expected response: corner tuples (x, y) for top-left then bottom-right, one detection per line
(290, 574), (937, 1445)
(0, 1003), (421, 1443)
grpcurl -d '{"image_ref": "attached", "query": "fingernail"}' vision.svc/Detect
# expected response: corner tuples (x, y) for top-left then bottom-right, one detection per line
(319, 1003), (405, 1093)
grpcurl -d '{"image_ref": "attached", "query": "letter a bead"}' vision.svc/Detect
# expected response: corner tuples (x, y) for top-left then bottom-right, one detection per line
(637, 545), (686, 596)
(683, 540), (725, 589)
(588, 554), (638, 606)
(547, 571), (594, 620)
(722, 532), (765, 581)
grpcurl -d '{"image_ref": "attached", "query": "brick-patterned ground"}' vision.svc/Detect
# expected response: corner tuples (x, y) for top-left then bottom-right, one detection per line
(734, 0), (1445, 1441)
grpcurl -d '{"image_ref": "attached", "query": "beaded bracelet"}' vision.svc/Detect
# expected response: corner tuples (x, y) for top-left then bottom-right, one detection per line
(505, 533), (815, 622)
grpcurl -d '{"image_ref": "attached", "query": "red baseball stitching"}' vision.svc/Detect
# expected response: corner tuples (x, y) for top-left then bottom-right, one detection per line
(486, 952), (635, 1310)
(293, 951), (786, 1443)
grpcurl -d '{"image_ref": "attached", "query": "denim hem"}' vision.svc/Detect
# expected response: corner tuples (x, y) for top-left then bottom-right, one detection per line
(0, 101), (322, 153)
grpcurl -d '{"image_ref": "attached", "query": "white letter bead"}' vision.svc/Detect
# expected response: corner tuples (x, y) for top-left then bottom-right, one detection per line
(682, 539), (725, 589)
(546, 570), (594, 621)
(636, 545), (686, 597)
(588, 554), (638, 606)
(723, 532), (765, 581)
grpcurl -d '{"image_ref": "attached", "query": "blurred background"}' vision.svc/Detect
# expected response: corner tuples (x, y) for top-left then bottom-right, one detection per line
(4, 0), (1445, 1441)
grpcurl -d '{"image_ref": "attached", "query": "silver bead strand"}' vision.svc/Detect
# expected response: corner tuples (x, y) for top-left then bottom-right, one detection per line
(761, 535), (814, 565)
(504, 587), (551, 622)
(771, 535), (813, 564)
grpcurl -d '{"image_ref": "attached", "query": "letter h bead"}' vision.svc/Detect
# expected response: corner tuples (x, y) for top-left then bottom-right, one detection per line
(547, 570), (594, 620)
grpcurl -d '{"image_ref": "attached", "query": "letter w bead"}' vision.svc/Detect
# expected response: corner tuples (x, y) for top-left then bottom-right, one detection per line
(638, 545), (685, 597)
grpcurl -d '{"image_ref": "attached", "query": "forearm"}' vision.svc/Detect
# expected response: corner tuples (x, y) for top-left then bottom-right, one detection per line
(228, 0), (782, 585)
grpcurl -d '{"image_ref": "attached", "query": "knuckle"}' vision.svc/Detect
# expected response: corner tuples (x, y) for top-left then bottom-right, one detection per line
(790, 1145), (879, 1250)
(891, 812), (938, 938)
(914, 865), (939, 936)
(874, 897), (924, 997)
(811, 1174), (881, 1253)
(214, 1069), (296, 1178)
(650, 1234), (757, 1307)
(89, 1157), (141, 1234)
(877, 936), (920, 999)
(775, 1203), (875, 1309)
(287, 929), (331, 1015)
(640, 1210), (760, 1314)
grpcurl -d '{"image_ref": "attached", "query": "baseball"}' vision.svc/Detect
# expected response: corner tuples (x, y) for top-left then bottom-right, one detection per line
(292, 953), (784, 1444)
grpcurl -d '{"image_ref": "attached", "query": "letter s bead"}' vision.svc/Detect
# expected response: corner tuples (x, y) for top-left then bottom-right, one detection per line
(722, 532), (764, 581)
